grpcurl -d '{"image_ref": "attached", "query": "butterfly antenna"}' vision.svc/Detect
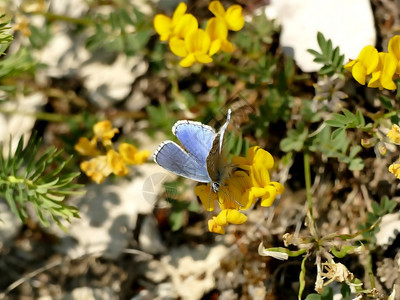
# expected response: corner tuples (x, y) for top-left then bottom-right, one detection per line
(208, 184), (212, 211)
(219, 185), (244, 208)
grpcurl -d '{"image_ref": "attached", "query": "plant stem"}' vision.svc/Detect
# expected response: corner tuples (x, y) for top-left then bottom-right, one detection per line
(303, 151), (316, 227)
(33, 12), (93, 26)
(0, 108), (74, 122)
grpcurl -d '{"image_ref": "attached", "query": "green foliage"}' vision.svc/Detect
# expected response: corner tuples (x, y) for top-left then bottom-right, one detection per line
(280, 122), (308, 152)
(305, 287), (333, 300)
(234, 11), (278, 54)
(86, 7), (152, 56)
(360, 196), (397, 244)
(307, 32), (345, 76)
(29, 23), (52, 49)
(0, 15), (13, 55)
(0, 134), (82, 229)
(0, 48), (36, 82)
(310, 126), (364, 171)
(325, 109), (372, 132)
(164, 181), (200, 231)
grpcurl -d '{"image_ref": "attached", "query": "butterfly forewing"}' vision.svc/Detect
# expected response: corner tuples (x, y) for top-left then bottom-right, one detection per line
(154, 141), (211, 183)
(172, 121), (216, 166)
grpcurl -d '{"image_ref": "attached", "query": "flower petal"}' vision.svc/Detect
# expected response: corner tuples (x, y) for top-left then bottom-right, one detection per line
(216, 209), (247, 226)
(352, 62), (367, 85)
(209, 1), (226, 18)
(389, 35), (400, 74)
(107, 150), (129, 176)
(169, 37), (187, 57)
(174, 14), (198, 39)
(194, 184), (216, 211)
(172, 2), (188, 23)
(74, 137), (99, 156)
(208, 217), (225, 234)
(180, 53), (196, 67)
(225, 5), (245, 31)
(358, 45), (379, 74)
(154, 14), (173, 41)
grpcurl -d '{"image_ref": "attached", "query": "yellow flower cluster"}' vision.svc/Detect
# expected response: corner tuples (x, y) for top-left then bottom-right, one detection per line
(195, 146), (284, 234)
(153, 1), (244, 67)
(344, 36), (400, 90)
(74, 120), (150, 183)
(387, 124), (400, 179)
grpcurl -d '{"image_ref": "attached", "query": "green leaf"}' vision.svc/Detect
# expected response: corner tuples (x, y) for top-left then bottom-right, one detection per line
(371, 201), (381, 215)
(298, 256), (307, 300)
(349, 158), (364, 171)
(305, 295), (321, 300)
(331, 128), (345, 140)
(317, 32), (326, 51)
(342, 109), (355, 121)
(340, 283), (351, 300)
(355, 110), (365, 127)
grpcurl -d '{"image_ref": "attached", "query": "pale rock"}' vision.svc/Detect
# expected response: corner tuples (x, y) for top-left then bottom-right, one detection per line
(0, 198), (22, 247)
(48, 0), (89, 18)
(0, 92), (46, 154)
(139, 215), (166, 255)
(79, 54), (148, 107)
(155, 282), (178, 299)
(265, 0), (376, 72)
(376, 212), (400, 248)
(51, 163), (159, 259)
(35, 31), (90, 78)
(161, 244), (229, 299)
(61, 286), (116, 300)
(143, 260), (169, 283)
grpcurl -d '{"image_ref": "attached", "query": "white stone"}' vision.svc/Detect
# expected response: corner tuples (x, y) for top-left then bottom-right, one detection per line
(265, 0), (376, 72)
(50, 160), (163, 259)
(79, 54), (148, 107)
(35, 31), (90, 78)
(0, 199), (22, 247)
(0, 92), (46, 154)
(161, 244), (229, 299)
(61, 287), (116, 300)
(139, 215), (166, 254)
(376, 212), (400, 248)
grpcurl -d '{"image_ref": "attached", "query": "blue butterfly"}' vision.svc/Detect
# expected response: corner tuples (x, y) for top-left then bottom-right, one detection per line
(154, 109), (232, 193)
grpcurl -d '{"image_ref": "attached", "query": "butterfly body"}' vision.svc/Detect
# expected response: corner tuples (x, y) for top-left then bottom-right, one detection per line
(154, 110), (232, 192)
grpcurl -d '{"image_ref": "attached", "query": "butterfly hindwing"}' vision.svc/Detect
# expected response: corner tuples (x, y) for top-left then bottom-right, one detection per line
(154, 141), (211, 183)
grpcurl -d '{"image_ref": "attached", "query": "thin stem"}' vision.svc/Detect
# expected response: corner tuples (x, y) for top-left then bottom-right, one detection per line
(32, 12), (93, 26)
(0, 108), (73, 122)
(303, 151), (316, 227)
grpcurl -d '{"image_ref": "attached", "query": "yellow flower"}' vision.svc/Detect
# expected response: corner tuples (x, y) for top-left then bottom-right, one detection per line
(80, 156), (111, 184)
(208, 210), (247, 234)
(368, 52), (397, 90)
(344, 45), (379, 85)
(74, 137), (100, 157)
(107, 149), (128, 176)
(233, 146), (284, 207)
(388, 35), (400, 74)
(208, 1), (245, 31)
(387, 124), (400, 144)
(389, 163), (400, 179)
(153, 2), (198, 41)
(206, 17), (234, 53)
(195, 146), (284, 234)
(208, 217), (226, 234)
(170, 28), (215, 67)
(119, 143), (150, 165)
(93, 120), (119, 146)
